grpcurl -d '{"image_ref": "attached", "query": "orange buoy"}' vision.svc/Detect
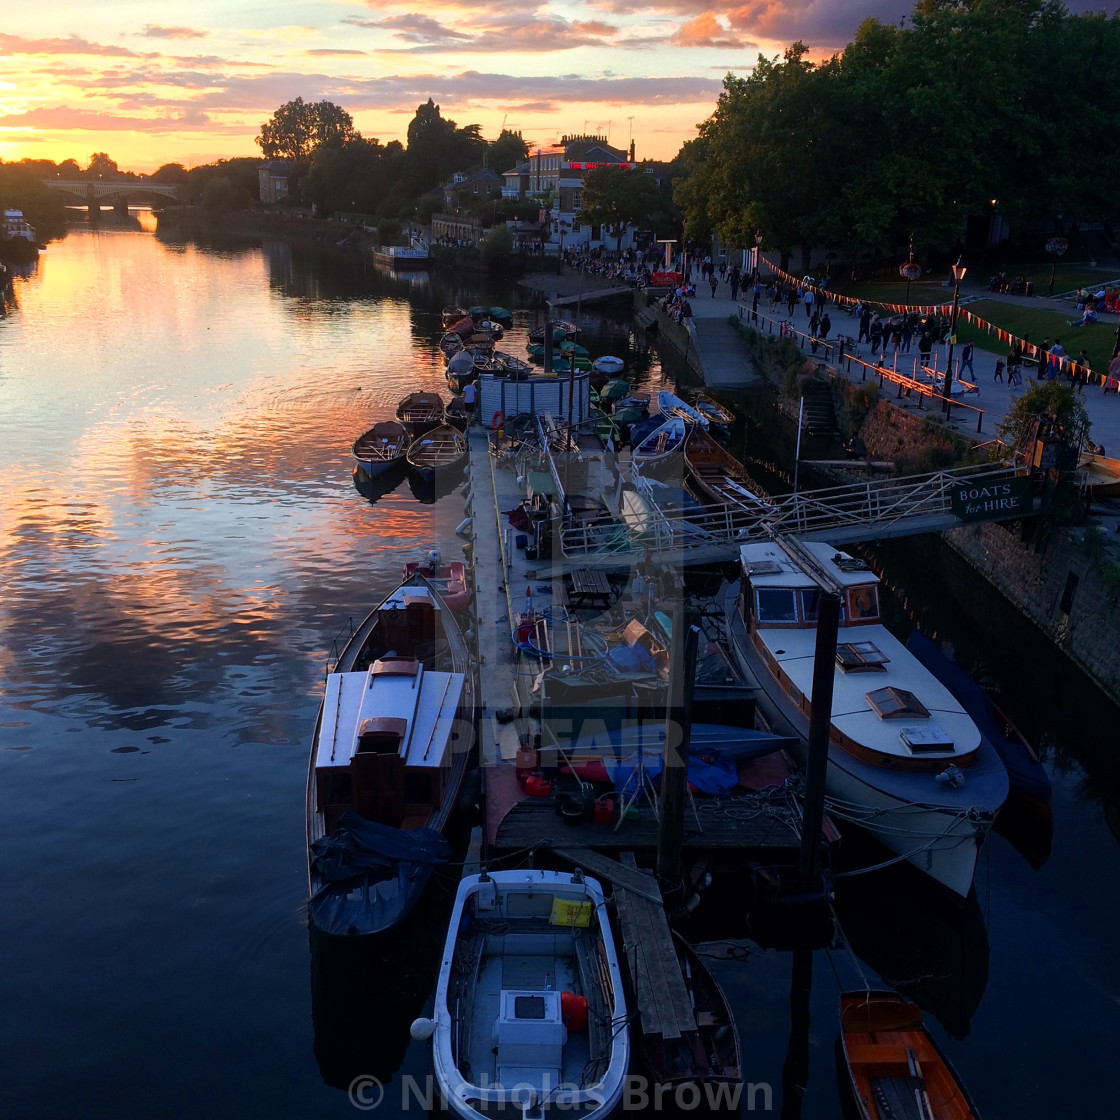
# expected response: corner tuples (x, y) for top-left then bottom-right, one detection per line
(561, 990), (588, 1032)
(491, 410), (505, 430)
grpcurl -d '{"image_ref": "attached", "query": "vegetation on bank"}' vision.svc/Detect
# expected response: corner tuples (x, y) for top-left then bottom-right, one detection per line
(675, 1), (1120, 271)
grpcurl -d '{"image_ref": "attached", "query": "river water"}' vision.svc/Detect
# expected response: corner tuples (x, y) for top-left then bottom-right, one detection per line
(0, 220), (1117, 1119)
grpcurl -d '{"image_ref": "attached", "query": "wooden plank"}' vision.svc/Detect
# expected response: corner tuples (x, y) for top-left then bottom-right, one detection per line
(612, 885), (663, 1039)
(551, 846), (665, 904)
(622, 855), (698, 1039)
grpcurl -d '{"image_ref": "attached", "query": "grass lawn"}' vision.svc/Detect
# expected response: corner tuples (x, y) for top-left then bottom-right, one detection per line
(808, 262), (1120, 305)
(955, 298), (1117, 372)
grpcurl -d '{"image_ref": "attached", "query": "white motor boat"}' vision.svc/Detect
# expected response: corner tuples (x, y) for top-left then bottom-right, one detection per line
(417, 868), (630, 1119)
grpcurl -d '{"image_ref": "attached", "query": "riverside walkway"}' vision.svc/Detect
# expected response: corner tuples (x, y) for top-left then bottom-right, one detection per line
(686, 269), (1120, 462)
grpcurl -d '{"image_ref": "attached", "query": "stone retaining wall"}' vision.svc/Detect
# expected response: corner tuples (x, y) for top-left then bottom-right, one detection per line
(943, 520), (1120, 700)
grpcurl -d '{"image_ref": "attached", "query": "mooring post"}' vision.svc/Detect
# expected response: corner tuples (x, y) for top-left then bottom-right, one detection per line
(657, 612), (699, 886)
(798, 591), (840, 880)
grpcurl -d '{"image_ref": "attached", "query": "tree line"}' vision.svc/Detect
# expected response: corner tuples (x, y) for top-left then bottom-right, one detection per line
(674, 0), (1120, 272)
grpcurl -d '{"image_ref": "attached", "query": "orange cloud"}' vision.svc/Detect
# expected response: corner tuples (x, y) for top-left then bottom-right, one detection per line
(671, 12), (755, 49)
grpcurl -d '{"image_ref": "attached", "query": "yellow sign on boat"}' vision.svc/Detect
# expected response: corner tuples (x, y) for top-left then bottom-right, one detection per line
(550, 897), (592, 927)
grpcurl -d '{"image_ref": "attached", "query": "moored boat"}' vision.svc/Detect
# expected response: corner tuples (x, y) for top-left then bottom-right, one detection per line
(684, 425), (772, 519)
(1078, 450), (1120, 499)
(529, 319), (581, 345)
(442, 306), (469, 328)
(726, 537), (1008, 903)
(402, 551), (470, 611)
(658, 389), (710, 430)
(638, 933), (741, 1096)
(840, 990), (981, 1119)
(694, 393), (736, 428)
(352, 420), (409, 478)
(418, 868), (630, 1119)
(305, 578), (475, 937)
(397, 391), (445, 436)
(593, 355), (626, 375)
(406, 423), (469, 484)
(632, 416), (688, 480)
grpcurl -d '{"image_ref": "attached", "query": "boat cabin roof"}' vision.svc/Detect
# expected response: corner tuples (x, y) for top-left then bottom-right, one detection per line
(315, 659), (465, 772)
(740, 540), (879, 590)
(380, 583), (442, 613)
(754, 622), (980, 761)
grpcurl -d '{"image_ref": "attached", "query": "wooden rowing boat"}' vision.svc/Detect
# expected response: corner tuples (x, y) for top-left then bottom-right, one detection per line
(631, 416), (688, 480)
(840, 990), (980, 1119)
(694, 393), (736, 427)
(352, 421), (408, 478)
(684, 425), (772, 517)
(638, 933), (742, 1096)
(1079, 451), (1120, 499)
(658, 389), (709, 429)
(396, 391), (445, 437)
(405, 423), (468, 484)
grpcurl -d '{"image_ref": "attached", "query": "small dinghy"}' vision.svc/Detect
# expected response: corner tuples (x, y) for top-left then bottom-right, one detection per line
(694, 393), (736, 427)
(658, 389), (709, 429)
(593, 355), (625, 375)
(632, 416), (688, 479)
(840, 990), (980, 1120)
(406, 423), (468, 484)
(396, 392), (445, 436)
(415, 868), (630, 1119)
(402, 550), (470, 611)
(352, 421), (408, 478)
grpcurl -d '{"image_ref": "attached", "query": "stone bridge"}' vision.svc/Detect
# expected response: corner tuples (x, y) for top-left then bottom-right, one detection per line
(42, 179), (181, 216)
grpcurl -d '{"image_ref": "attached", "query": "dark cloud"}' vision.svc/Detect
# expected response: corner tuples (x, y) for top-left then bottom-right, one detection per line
(376, 15), (474, 46)
(141, 25), (208, 40)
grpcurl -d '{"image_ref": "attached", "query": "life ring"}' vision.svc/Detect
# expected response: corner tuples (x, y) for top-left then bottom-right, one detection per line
(855, 591), (872, 615)
(491, 411), (505, 430)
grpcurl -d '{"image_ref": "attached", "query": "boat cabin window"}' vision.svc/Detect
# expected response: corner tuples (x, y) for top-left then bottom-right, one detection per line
(836, 641), (889, 671)
(866, 686), (929, 719)
(847, 586), (879, 620)
(801, 588), (821, 622)
(755, 587), (799, 623)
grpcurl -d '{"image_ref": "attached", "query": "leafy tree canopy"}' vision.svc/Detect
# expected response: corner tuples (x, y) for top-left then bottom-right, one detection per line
(257, 98), (356, 161)
(579, 165), (667, 251)
(489, 130), (528, 175)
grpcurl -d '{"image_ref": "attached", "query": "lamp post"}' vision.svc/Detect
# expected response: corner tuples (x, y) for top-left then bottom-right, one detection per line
(753, 230), (763, 280)
(942, 259), (967, 415)
(1046, 235), (1068, 297)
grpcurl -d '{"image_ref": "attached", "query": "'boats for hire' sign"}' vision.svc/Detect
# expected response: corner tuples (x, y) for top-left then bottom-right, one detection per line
(950, 476), (1033, 522)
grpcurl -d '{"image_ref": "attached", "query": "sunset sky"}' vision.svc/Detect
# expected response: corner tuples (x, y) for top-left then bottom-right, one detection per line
(0, 2), (1101, 171)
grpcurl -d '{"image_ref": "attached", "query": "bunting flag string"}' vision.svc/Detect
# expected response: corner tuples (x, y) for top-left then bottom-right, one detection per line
(758, 255), (1094, 379)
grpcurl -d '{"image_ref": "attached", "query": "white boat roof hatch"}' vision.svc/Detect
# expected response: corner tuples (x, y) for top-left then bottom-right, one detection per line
(741, 539), (878, 590)
(754, 622), (980, 760)
(315, 662), (465, 771)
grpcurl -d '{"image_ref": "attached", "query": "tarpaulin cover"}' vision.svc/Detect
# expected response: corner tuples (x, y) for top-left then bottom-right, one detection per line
(311, 811), (449, 882)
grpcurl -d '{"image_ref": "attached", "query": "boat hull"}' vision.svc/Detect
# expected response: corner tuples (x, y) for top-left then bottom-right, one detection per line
(305, 578), (476, 938)
(726, 590), (1006, 903)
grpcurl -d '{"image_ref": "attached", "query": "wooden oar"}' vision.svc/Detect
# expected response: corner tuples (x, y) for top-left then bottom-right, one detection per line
(906, 1048), (935, 1120)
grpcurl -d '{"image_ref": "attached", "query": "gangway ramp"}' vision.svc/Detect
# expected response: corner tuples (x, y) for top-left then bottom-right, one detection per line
(554, 461), (1023, 571)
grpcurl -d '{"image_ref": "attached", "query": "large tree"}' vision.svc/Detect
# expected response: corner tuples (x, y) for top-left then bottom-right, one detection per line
(257, 98), (356, 161)
(579, 165), (667, 252)
(489, 129), (528, 175)
(402, 100), (486, 196)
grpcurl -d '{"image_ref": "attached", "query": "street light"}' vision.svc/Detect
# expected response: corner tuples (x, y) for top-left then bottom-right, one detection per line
(899, 234), (920, 304)
(753, 231), (763, 280)
(942, 259), (967, 415)
(1046, 235), (1068, 297)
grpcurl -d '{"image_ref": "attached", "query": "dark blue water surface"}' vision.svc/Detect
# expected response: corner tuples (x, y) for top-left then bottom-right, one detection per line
(1, 221), (1118, 1119)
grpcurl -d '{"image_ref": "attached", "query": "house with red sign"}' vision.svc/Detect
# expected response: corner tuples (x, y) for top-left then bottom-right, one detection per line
(502, 134), (637, 254)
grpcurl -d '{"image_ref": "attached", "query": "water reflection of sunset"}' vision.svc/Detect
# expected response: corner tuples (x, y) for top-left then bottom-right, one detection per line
(0, 229), (467, 719)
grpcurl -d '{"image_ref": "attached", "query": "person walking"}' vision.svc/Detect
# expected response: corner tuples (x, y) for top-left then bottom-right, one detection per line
(901, 317), (914, 353)
(462, 379), (478, 425)
(918, 329), (933, 368)
(959, 340), (975, 382)
(869, 315), (884, 355)
(858, 306), (871, 345)
(729, 266), (741, 301)
(994, 358), (1005, 382)
(1049, 338), (1066, 380)
(709, 271), (719, 298)
(1074, 350), (1090, 392)
(819, 312), (832, 340)
(787, 287), (798, 316)
(803, 287), (815, 318)
(1036, 337), (1050, 380)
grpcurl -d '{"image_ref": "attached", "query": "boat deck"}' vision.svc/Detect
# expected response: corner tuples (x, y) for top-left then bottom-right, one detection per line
(467, 430), (840, 865)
